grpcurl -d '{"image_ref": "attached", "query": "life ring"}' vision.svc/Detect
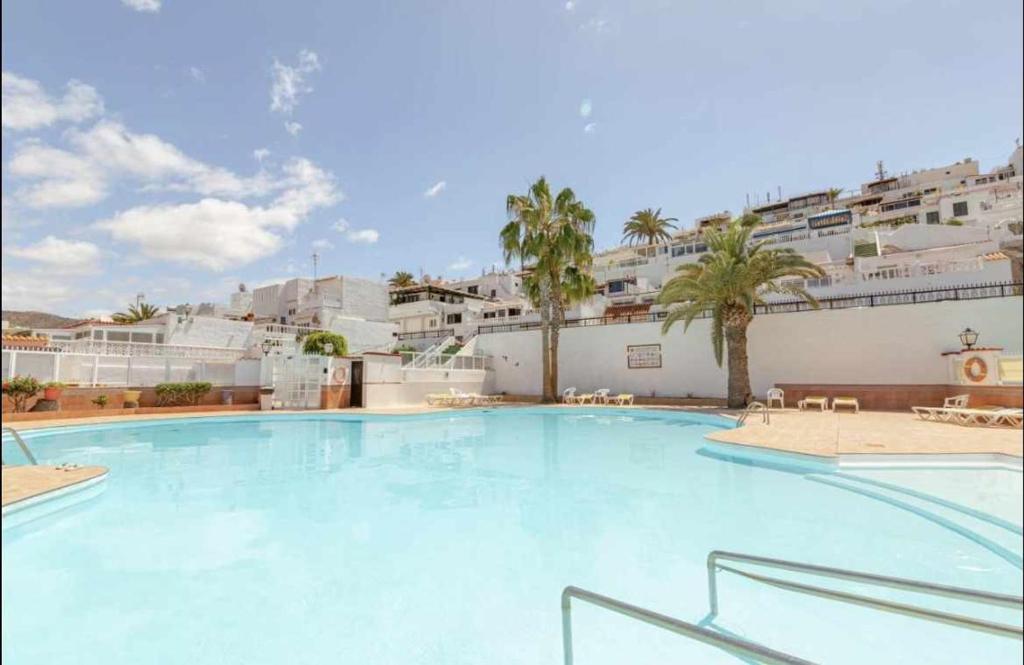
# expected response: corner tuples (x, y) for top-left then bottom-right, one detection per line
(331, 365), (349, 385)
(963, 356), (988, 383)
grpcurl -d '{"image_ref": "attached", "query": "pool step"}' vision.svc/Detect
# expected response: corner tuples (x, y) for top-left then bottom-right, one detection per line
(806, 473), (1023, 570)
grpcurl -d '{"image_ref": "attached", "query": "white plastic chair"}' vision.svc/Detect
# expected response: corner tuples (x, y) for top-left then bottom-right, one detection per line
(562, 387), (578, 404)
(766, 388), (785, 409)
(943, 394), (969, 408)
(593, 388), (611, 404)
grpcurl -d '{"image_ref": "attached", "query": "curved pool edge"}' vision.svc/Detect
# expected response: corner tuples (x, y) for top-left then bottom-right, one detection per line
(2, 469), (109, 531)
(701, 435), (1023, 472)
(7, 405), (737, 440)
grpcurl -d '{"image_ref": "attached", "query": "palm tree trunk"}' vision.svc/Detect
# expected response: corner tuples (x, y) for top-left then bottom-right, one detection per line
(538, 284), (554, 402)
(724, 320), (753, 409)
(549, 280), (564, 400)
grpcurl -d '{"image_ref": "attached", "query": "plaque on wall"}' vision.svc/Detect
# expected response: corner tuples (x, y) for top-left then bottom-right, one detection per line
(626, 344), (662, 369)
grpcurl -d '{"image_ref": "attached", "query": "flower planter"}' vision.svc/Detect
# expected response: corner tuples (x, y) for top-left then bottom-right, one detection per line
(123, 390), (142, 408)
(43, 387), (63, 401)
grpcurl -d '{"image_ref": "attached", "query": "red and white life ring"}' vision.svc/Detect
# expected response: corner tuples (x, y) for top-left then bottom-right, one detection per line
(963, 356), (988, 383)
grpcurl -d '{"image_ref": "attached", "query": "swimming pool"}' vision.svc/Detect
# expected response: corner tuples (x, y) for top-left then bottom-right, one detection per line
(3, 409), (1022, 663)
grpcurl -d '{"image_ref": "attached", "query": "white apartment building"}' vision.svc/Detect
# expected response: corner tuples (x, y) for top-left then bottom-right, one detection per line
(589, 145), (1023, 312)
(252, 275), (396, 352)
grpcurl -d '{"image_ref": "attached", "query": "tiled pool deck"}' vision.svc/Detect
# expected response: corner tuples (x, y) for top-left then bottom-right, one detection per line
(3, 405), (1020, 508)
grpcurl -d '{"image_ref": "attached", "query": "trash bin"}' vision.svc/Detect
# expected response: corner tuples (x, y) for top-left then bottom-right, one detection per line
(221, 389), (234, 405)
(259, 386), (275, 411)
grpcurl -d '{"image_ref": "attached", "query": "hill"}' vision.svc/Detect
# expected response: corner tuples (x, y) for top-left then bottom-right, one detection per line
(1, 310), (79, 330)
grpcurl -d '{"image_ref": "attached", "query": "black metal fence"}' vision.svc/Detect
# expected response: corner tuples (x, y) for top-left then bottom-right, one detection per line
(476, 282), (1023, 335)
(395, 328), (455, 341)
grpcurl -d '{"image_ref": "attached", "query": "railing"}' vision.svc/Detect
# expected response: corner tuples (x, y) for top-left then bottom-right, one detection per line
(707, 551), (1023, 640)
(48, 339), (245, 361)
(561, 586), (812, 665)
(478, 282), (1023, 334)
(395, 328), (455, 341)
(2, 426), (38, 465)
(400, 352), (492, 371)
(737, 402), (770, 425)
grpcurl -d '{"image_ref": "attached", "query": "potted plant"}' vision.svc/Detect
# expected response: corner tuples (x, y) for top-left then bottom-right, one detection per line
(123, 389), (142, 408)
(43, 381), (66, 401)
(92, 394), (109, 409)
(3, 376), (42, 412)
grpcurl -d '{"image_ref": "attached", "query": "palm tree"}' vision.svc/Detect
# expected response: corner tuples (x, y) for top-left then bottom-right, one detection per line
(826, 187), (843, 210)
(111, 302), (161, 324)
(388, 271), (416, 288)
(501, 177), (596, 402)
(622, 207), (677, 247)
(657, 218), (824, 408)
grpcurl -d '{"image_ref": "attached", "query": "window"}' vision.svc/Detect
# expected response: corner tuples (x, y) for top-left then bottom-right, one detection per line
(953, 201), (969, 217)
(107, 331), (130, 342)
(925, 211), (940, 225)
(428, 319), (437, 328)
(507, 308), (521, 317)
(490, 289), (496, 298)
(608, 280), (625, 294)
(483, 311), (496, 319)
(467, 285), (478, 295)
(446, 313), (462, 324)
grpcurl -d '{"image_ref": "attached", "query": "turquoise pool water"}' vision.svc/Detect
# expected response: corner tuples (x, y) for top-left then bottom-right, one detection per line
(3, 409), (1022, 663)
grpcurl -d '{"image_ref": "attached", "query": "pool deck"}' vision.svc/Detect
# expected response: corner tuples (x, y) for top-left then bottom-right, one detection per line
(3, 405), (1020, 508)
(705, 409), (1023, 459)
(2, 464), (108, 508)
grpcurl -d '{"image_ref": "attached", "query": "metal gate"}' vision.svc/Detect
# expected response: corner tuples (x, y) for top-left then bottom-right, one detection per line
(270, 354), (324, 409)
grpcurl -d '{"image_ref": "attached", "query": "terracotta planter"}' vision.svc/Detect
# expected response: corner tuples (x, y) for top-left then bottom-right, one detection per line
(43, 387), (63, 401)
(123, 389), (142, 408)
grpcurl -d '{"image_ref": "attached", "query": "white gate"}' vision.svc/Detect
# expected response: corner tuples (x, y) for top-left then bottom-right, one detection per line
(270, 354), (324, 409)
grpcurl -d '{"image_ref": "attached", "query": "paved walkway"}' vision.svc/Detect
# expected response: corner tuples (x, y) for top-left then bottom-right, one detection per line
(2, 465), (108, 507)
(706, 409), (1023, 458)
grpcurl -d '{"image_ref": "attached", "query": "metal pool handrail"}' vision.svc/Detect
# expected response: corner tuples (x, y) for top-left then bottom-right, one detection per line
(561, 586), (814, 665)
(737, 401), (770, 425)
(707, 550), (1023, 640)
(2, 426), (38, 465)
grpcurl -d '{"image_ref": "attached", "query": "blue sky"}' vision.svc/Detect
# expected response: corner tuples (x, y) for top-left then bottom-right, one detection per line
(2, 0), (1022, 317)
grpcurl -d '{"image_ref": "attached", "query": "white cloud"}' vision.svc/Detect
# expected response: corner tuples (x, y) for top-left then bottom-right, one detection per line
(253, 148), (270, 163)
(6, 235), (102, 275)
(331, 218), (379, 244)
(565, 0), (576, 10)
(346, 229), (379, 244)
(583, 122), (598, 133)
(579, 98), (592, 118)
(8, 120), (279, 208)
(423, 180), (447, 198)
(448, 256), (473, 272)
(579, 17), (610, 33)
(284, 120), (303, 136)
(1, 72), (104, 130)
(7, 141), (107, 208)
(311, 238), (334, 250)
(1, 272), (74, 309)
(270, 49), (321, 115)
(95, 158), (341, 270)
(121, 0), (161, 11)
(188, 66), (206, 83)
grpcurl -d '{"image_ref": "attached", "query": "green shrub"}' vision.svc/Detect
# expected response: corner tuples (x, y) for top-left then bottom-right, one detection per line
(302, 331), (348, 357)
(3, 376), (42, 412)
(92, 394), (109, 409)
(945, 218), (964, 226)
(44, 381), (67, 389)
(154, 381), (213, 406)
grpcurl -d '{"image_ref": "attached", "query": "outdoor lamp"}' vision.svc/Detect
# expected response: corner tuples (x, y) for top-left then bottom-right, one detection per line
(958, 327), (979, 351)
(324, 342), (334, 355)
(261, 340), (274, 356)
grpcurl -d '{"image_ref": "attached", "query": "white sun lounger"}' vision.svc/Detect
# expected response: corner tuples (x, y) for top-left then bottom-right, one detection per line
(593, 388), (611, 404)
(912, 406), (1023, 428)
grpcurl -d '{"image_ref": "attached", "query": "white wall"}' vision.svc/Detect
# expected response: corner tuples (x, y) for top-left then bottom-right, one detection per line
(164, 316), (254, 349)
(475, 297), (1023, 398)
